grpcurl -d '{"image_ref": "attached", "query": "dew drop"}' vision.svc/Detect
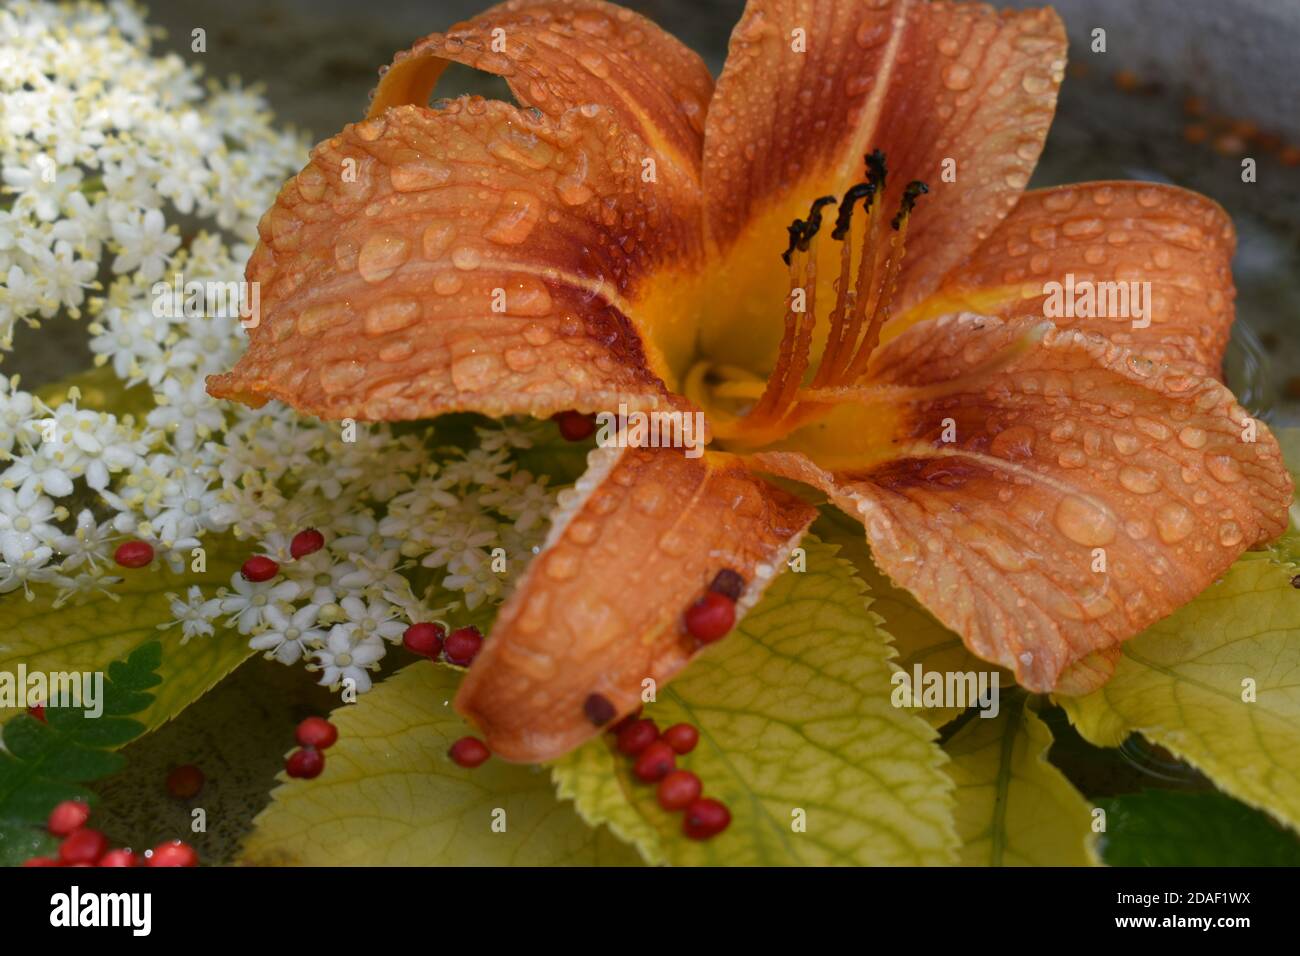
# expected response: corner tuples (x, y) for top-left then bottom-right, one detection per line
(450, 352), (502, 391)
(390, 160), (452, 192)
(1218, 521), (1244, 547)
(450, 246), (482, 271)
(1055, 495), (1116, 546)
(356, 233), (410, 283)
(1177, 426), (1208, 449)
(1155, 502), (1196, 543)
(433, 273), (463, 295)
(483, 190), (542, 245)
(421, 221), (455, 260)
(941, 62), (974, 91)
(1204, 453), (1242, 484)
(319, 359), (367, 395)
(363, 297), (420, 336)
(1118, 466), (1160, 495)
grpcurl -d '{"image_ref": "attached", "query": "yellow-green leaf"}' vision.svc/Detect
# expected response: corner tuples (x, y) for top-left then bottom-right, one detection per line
(1059, 557), (1300, 833)
(239, 662), (642, 866)
(0, 535), (249, 736)
(944, 695), (1098, 865)
(815, 512), (1002, 728)
(552, 536), (957, 865)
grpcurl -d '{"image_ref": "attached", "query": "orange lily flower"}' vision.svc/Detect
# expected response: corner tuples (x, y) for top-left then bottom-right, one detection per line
(208, 0), (1293, 762)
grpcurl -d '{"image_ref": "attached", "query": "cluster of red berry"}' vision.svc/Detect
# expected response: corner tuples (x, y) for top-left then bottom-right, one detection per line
(284, 716), (339, 779)
(23, 801), (198, 867)
(113, 527), (326, 572)
(610, 710), (731, 840)
(402, 621), (484, 667)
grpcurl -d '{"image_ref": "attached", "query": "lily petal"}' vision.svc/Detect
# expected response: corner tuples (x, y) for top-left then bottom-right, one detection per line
(699, 0), (1065, 365)
(208, 99), (700, 418)
(753, 314), (1292, 692)
(369, 0), (714, 190)
(455, 445), (816, 762)
(912, 181), (1238, 376)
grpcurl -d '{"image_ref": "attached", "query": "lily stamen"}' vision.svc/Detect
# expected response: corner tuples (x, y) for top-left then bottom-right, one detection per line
(736, 152), (927, 436)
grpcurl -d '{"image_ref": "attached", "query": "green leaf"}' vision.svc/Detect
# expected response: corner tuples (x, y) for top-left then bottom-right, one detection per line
(0, 534), (250, 736)
(238, 662), (642, 866)
(1097, 790), (1300, 866)
(943, 695), (1098, 865)
(1059, 557), (1300, 833)
(552, 536), (958, 865)
(0, 641), (163, 865)
(815, 511), (1003, 728)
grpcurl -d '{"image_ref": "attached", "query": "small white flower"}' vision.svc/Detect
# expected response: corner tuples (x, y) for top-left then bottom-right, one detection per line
(336, 594), (406, 645)
(250, 604), (325, 665)
(160, 585), (224, 644)
(219, 571), (299, 634)
(283, 550), (357, 609)
(0, 531), (56, 597)
(111, 208), (180, 282)
(312, 625), (385, 693)
(146, 376), (225, 451)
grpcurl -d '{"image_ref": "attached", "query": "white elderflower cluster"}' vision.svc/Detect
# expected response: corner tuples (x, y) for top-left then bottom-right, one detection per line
(0, 0), (564, 696)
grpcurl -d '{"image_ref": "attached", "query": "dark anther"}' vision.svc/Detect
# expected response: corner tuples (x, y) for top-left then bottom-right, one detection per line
(583, 692), (617, 726)
(781, 218), (806, 265)
(831, 182), (876, 240)
(708, 568), (746, 601)
(795, 196), (837, 251)
(865, 148), (888, 191)
(891, 180), (929, 230)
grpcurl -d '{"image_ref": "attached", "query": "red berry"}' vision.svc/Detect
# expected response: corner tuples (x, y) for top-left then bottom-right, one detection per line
(657, 770), (703, 811)
(241, 555), (280, 582)
(114, 540), (154, 569)
(48, 799), (91, 836)
(632, 741), (676, 783)
(449, 736), (490, 768)
(98, 849), (139, 867)
(403, 622), (445, 658)
(615, 719), (659, 756)
(148, 841), (198, 867)
(661, 723), (699, 755)
(684, 591), (735, 643)
(443, 626), (483, 666)
(165, 764), (204, 800)
(59, 828), (108, 864)
(554, 410), (595, 441)
(295, 716), (338, 750)
(683, 798), (731, 840)
(609, 706), (644, 734)
(27, 703), (45, 722)
(285, 747), (325, 779)
(290, 528), (325, 558)
(22, 856), (61, 867)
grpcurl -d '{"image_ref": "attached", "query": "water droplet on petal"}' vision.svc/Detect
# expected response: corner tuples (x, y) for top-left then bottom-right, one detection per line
(1118, 466), (1160, 495)
(483, 190), (541, 245)
(357, 233), (410, 283)
(450, 246), (482, 271)
(1055, 495), (1116, 546)
(1155, 502), (1196, 543)
(941, 63), (974, 91)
